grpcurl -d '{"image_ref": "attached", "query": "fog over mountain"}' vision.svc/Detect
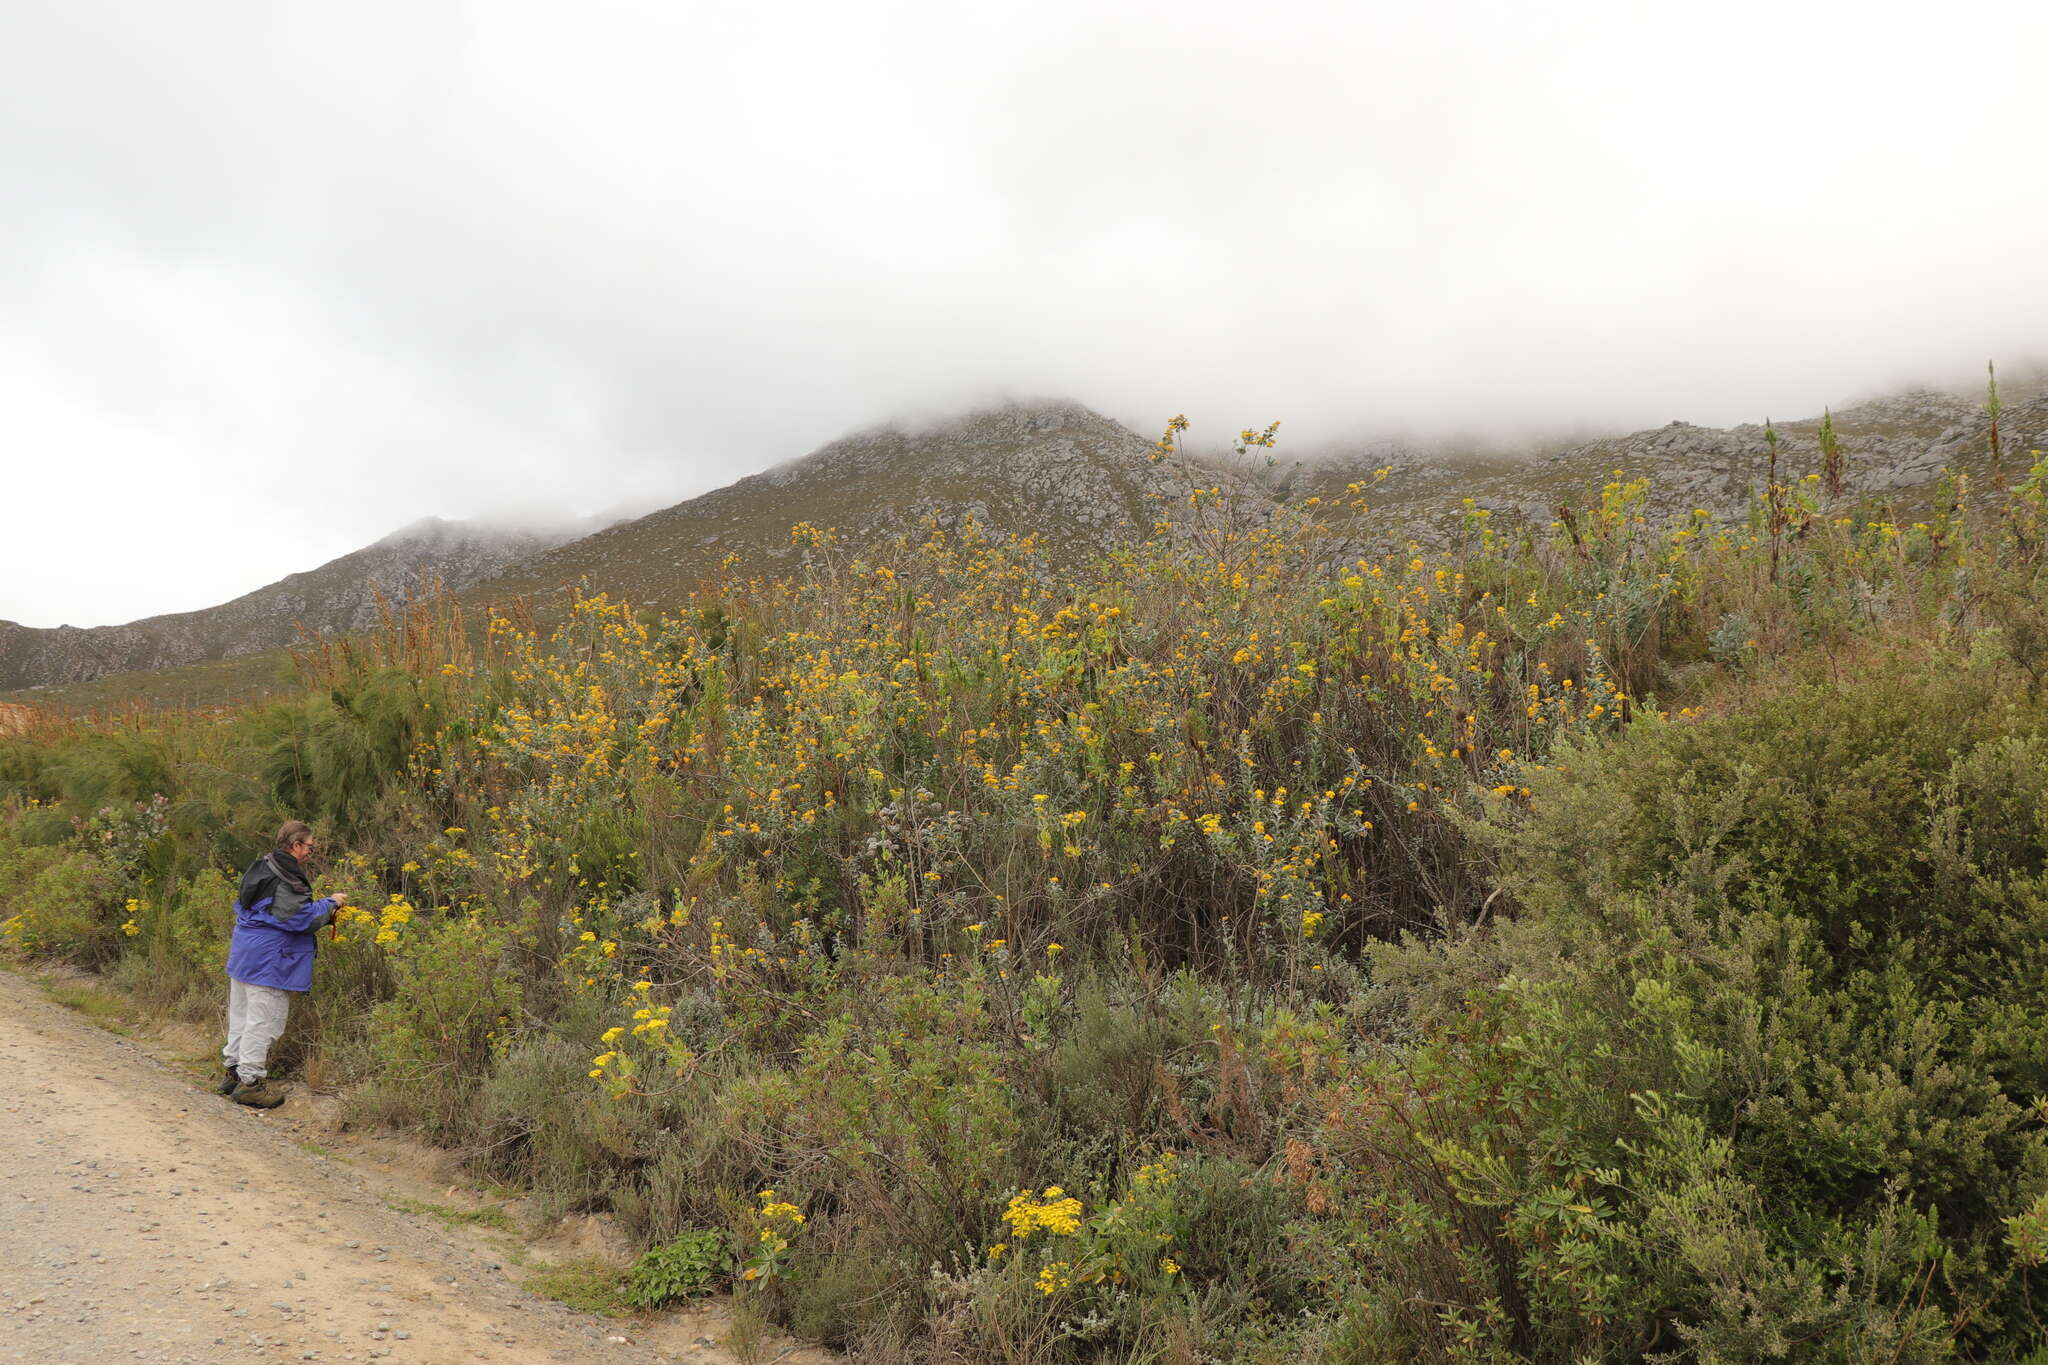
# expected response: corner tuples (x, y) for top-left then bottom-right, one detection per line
(3, 0), (2044, 627)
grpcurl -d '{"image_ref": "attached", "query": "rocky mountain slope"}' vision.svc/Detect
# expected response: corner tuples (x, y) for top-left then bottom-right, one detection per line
(8, 381), (2042, 708)
(1298, 384), (2048, 545)
(463, 384), (2044, 628)
(469, 400), (1196, 611)
(0, 517), (581, 692)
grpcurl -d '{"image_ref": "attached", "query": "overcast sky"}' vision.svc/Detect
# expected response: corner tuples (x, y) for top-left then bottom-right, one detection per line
(4, 1), (2045, 628)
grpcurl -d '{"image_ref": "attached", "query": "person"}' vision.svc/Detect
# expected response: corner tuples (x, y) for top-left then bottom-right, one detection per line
(217, 820), (347, 1108)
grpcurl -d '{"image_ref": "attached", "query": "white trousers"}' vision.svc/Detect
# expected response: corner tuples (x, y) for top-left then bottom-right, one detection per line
(222, 978), (294, 1083)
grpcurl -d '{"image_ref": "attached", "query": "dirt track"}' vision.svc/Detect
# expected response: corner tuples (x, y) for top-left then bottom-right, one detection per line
(0, 969), (813, 1365)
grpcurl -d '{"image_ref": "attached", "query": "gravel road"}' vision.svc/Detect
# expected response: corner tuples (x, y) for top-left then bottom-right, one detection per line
(0, 969), (816, 1365)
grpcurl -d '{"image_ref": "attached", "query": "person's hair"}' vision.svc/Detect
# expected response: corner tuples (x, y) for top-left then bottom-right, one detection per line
(274, 820), (315, 853)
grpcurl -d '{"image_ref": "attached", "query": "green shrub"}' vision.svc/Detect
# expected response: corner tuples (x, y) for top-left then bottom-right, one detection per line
(350, 913), (522, 1145)
(1335, 660), (2048, 1360)
(0, 845), (123, 965)
(473, 989), (665, 1221)
(781, 1218), (924, 1349)
(783, 976), (1023, 1263)
(112, 865), (238, 1015)
(260, 669), (444, 841)
(0, 745), (54, 804)
(48, 733), (175, 809)
(625, 1228), (728, 1307)
(12, 805), (74, 847)
(1025, 973), (1221, 1151)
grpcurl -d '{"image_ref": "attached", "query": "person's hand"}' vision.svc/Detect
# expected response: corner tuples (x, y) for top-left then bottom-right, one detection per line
(328, 889), (349, 907)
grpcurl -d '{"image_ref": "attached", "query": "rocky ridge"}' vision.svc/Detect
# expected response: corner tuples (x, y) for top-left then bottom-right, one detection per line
(1299, 386), (2048, 546)
(467, 400), (1201, 612)
(0, 518), (581, 692)
(8, 383), (2043, 704)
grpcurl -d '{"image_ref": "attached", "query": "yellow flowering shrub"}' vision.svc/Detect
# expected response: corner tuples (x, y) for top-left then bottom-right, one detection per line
(1002, 1187), (1083, 1240)
(8, 442), (2048, 1357)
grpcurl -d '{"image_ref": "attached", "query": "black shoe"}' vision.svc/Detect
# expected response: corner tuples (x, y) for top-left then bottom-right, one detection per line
(230, 1079), (287, 1109)
(215, 1066), (240, 1096)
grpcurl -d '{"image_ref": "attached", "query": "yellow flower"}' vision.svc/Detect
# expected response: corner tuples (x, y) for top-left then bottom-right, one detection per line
(1003, 1188), (1084, 1240)
(1036, 1261), (1073, 1296)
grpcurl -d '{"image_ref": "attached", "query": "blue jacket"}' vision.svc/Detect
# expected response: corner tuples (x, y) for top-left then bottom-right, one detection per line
(225, 853), (337, 993)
